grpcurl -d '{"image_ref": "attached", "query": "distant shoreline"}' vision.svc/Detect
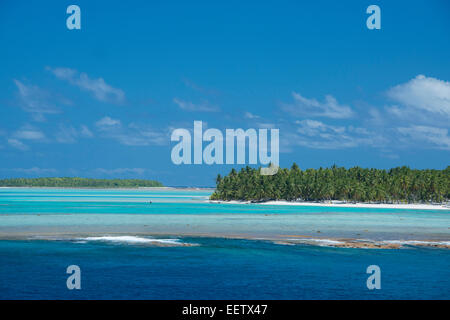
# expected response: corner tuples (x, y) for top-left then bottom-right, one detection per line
(209, 199), (450, 210)
(0, 177), (163, 188)
(0, 186), (215, 191)
(1, 187), (448, 208)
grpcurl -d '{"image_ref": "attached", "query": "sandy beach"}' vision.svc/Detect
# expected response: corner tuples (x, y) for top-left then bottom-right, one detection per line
(209, 200), (450, 210)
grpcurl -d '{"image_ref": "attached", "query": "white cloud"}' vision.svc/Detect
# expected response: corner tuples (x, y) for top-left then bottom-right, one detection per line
(296, 119), (345, 136)
(398, 126), (450, 150)
(7, 125), (45, 150)
(387, 75), (450, 117)
(122, 123), (167, 146)
(362, 75), (450, 150)
(48, 67), (77, 80)
(95, 117), (167, 146)
(290, 119), (383, 149)
(80, 125), (93, 138)
(244, 112), (260, 119)
(95, 116), (122, 129)
(13, 80), (61, 121)
(257, 123), (276, 129)
(13, 126), (45, 140)
(55, 124), (94, 143)
(264, 76), (450, 152)
(282, 92), (354, 119)
(173, 98), (220, 112)
(47, 67), (125, 104)
(7, 138), (28, 151)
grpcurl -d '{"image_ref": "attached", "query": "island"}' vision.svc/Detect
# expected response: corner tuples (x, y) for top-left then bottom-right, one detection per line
(0, 177), (163, 188)
(210, 164), (450, 204)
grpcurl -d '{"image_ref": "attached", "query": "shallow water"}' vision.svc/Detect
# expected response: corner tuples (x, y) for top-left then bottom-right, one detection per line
(1, 188), (448, 241)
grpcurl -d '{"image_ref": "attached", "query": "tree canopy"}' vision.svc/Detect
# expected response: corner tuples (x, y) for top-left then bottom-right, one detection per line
(0, 177), (163, 188)
(210, 164), (450, 204)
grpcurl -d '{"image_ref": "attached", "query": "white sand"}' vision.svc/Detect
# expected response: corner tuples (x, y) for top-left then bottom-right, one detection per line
(209, 200), (450, 210)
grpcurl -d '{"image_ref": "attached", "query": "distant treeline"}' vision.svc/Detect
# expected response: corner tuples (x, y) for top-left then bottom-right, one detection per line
(0, 177), (163, 188)
(210, 164), (450, 203)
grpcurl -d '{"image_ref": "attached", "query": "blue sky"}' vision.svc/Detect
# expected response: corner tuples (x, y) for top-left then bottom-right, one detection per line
(0, 0), (449, 186)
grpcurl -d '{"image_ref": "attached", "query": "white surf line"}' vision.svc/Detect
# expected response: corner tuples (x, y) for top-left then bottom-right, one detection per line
(209, 200), (450, 210)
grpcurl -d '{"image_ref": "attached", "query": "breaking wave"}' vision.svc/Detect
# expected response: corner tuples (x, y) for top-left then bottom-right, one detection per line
(29, 235), (198, 247)
(79, 235), (197, 246)
(284, 238), (344, 246)
(82, 235), (180, 244)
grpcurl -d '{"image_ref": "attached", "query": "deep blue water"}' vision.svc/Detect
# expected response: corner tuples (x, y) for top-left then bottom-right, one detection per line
(0, 238), (449, 300)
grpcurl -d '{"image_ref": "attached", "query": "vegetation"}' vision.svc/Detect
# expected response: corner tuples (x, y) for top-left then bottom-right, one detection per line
(0, 177), (163, 188)
(211, 164), (450, 204)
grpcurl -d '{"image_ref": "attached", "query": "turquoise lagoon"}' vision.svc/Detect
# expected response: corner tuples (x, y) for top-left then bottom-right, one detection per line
(0, 188), (449, 299)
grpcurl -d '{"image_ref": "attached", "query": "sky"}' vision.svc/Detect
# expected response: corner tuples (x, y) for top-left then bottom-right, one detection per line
(0, 0), (449, 186)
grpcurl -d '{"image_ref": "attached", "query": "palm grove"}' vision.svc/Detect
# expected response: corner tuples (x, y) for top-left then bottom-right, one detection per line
(210, 164), (450, 204)
(0, 177), (163, 188)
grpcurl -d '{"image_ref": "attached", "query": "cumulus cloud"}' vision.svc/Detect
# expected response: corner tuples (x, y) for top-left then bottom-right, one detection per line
(282, 92), (354, 119)
(47, 67), (125, 103)
(173, 98), (220, 112)
(265, 76), (450, 152)
(398, 126), (450, 150)
(290, 119), (384, 149)
(387, 75), (450, 117)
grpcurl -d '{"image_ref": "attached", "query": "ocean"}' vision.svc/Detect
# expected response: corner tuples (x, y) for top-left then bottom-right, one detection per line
(0, 188), (449, 299)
